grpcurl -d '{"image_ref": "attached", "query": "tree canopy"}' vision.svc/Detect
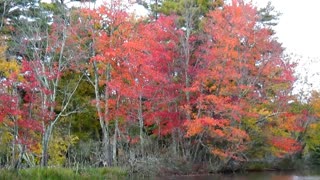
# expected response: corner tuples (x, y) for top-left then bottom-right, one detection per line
(0, 0), (319, 174)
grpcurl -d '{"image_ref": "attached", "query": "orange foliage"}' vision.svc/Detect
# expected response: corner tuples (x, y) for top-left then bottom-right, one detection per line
(271, 137), (302, 157)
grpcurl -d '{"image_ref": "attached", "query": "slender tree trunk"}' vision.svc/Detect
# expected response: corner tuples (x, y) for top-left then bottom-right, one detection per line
(183, 37), (191, 120)
(181, 6), (193, 160)
(93, 61), (112, 166)
(41, 134), (48, 166)
(10, 88), (19, 169)
(102, 128), (112, 166)
(112, 95), (121, 165)
(41, 124), (53, 167)
(172, 129), (177, 156)
(11, 125), (17, 168)
(15, 144), (25, 169)
(181, 0), (195, 121)
(138, 94), (144, 155)
(112, 118), (119, 165)
(180, 1), (199, 161)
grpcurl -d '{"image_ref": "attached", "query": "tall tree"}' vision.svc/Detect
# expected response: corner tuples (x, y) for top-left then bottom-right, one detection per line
(8, 2), (85, 166)
(0, 40), (43, 168)
(74, 1), (134, 166)
(185, 0), (298, 166)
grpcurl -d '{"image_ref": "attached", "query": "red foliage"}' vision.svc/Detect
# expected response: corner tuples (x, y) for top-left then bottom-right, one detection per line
(183, 0), (297, 159)
(0, 0), (301, 161)
(0, 61), (44, 149)
(271, 137), (302, 156)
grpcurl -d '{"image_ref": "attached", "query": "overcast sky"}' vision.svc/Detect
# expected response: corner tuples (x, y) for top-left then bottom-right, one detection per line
(253, 0), (320, 59)
(254, 0), (320, 95)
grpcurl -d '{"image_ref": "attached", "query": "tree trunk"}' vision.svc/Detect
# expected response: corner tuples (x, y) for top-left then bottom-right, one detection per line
(102, 128), (112, 166)
(138, 95), (144, 155)
(112, 118), (119, 165)
(41, 124), (53, 167)
(171, 129), (177, 156)
(11, 121), (18, 168)
(180, 1), (197, 161)
(92, 61), (113, 166)
(41, 134), (49, 167)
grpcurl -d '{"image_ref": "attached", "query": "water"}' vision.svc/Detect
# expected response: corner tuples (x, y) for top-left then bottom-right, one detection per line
(156, 170), (320, 180)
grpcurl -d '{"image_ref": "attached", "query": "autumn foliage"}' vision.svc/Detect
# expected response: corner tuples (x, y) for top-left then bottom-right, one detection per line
(0, 0), (313, 171)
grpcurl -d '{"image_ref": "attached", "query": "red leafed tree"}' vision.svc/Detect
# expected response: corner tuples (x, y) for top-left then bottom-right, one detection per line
(0, 62), (43, 168)
(266, 109), (309, 157)
(76, 1), (135, 166)
(184, 0), (298, 163)
(76, 0), (182, 162)
(118, 15), (181, 154)
(11, 9), (84, 166)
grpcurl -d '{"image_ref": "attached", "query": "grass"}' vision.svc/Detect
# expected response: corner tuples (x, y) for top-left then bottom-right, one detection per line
(0, 167), (128, 180)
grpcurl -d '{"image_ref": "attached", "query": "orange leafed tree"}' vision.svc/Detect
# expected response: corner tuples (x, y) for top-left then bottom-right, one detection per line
(185, 0), (298, 162)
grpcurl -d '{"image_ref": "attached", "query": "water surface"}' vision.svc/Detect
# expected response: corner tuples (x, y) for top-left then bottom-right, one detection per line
(157, 170), (320, 180)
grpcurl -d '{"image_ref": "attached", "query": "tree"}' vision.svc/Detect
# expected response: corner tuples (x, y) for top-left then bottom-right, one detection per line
(119, 15), (181, 156)
(0, 0), (308, 171)
(184, 0), (298, 166)
(0, 40), (43, 168)
(72, 1), (134, 166)
(8, 2), (85, 166)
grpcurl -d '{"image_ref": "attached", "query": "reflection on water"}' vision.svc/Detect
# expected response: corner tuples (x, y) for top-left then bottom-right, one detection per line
(157, 170), (320, 180)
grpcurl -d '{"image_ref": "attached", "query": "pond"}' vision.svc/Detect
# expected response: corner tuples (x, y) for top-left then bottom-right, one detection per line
(156, 170), (320, 180)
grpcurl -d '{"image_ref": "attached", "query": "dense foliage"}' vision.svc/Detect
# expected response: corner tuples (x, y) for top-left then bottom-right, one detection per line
(0, 0), (319, 175)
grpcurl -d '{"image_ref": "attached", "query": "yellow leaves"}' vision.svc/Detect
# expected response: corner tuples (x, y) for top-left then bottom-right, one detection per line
(93, 22), (102, 30)
(0, 43), (22, 80)
(305, 123), (320, 151)
(30, 142), (42, 164)
(0, 60), (21, 78)
(49, 134), (79, 166)
(310, 91), (320, 117)
(70, 135), (80, 145)
(0, 44), (6, 59)
(257, 108), (271, 116)
(0, 130), (13, 147)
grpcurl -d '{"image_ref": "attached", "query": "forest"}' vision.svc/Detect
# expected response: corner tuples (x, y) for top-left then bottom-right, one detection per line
(1, 0), (320, 178)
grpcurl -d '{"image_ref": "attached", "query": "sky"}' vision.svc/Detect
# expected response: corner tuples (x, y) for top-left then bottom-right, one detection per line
(40, 0), (149, 16)
(253, 0), (320, 59)
(253, 0), (320, 97)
